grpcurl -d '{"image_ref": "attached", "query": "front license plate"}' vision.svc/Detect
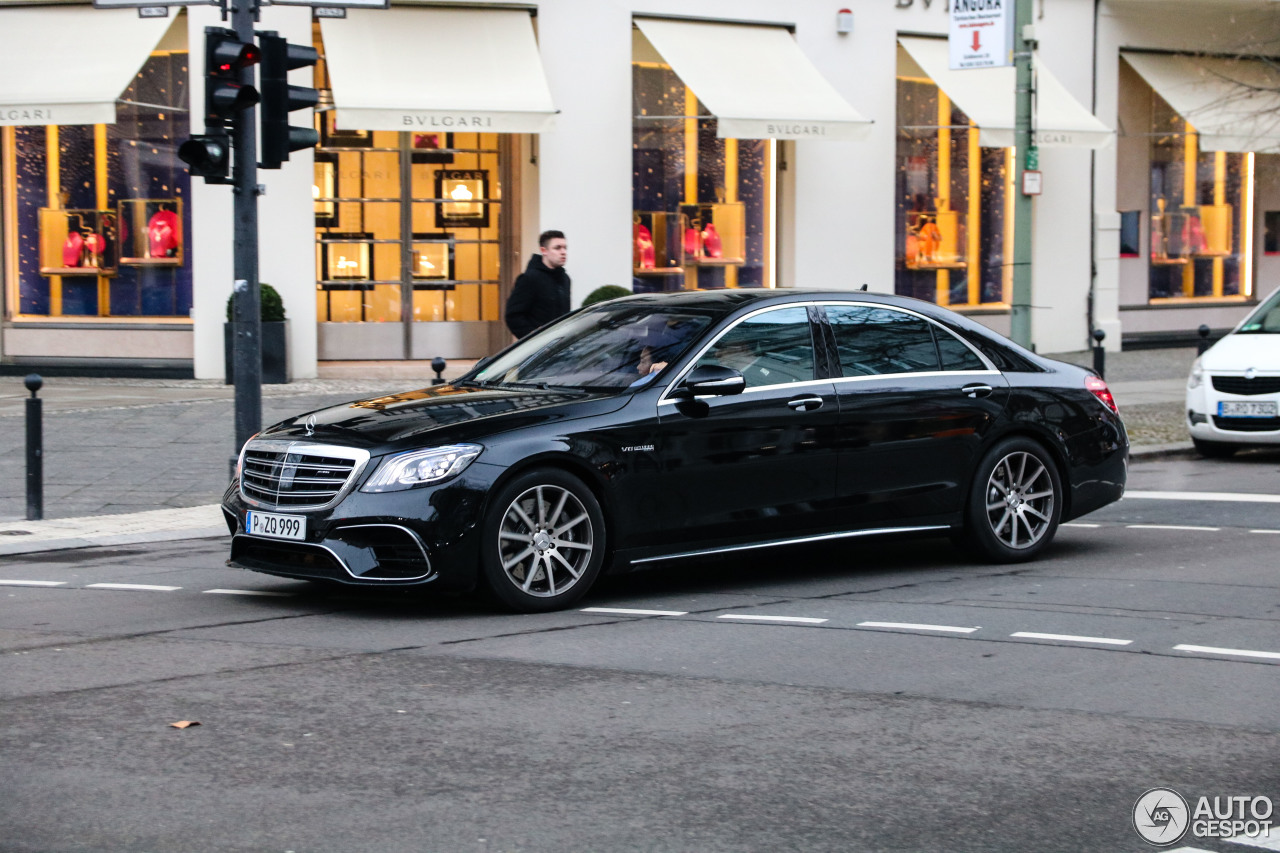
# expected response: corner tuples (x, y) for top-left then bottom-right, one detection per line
(1219, 401), (1278, 418)
(245, 511), (306, 541)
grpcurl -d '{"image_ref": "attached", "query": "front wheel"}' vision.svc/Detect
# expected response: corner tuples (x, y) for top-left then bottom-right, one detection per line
(480, 469), (606, 612)
(963, 437), (1063, 563)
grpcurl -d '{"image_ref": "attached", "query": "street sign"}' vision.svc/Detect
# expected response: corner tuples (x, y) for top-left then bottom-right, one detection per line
(949, 0), (1013, 69)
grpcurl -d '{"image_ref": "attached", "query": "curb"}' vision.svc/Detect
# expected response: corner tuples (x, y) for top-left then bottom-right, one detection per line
(1128, 442), (1198, 460)
(0, 505), (227, 557)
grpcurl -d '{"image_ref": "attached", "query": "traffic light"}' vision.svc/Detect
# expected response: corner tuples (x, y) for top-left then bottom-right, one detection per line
(179, 28), (259, 183)
(258, 31), (320, 170)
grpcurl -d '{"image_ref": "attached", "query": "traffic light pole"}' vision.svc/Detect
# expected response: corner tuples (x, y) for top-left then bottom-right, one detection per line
(230, 0), (262, 469)
(1010, 0), (1035, 349)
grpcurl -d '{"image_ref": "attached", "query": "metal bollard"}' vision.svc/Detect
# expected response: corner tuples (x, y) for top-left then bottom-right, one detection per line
(24, 374), (43, 521)
(1091, 328), (1106, 380)
(431, 356), (448, 385)
(1197, 323), (1212, 355)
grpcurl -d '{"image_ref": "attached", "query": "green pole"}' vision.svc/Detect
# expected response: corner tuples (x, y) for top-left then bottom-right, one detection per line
(1010, 0), (1035, 348)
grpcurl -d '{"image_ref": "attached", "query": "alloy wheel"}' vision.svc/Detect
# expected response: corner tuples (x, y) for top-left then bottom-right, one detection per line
(497, 484), (595, 598)
(983, 450), (1055, 550)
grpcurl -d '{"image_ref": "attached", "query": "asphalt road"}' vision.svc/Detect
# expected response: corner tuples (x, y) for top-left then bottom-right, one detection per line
(1, 453), (1278, 852)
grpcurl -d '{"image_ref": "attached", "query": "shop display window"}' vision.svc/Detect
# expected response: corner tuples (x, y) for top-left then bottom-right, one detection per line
(631, 43), (775, 292)
(1148, 97), (1252, 301)
(1120, 211), (1141, 258)
(894, 71), (1011, 309)
(2, 47), (191, 320)
(1265, 211), (1280, 255)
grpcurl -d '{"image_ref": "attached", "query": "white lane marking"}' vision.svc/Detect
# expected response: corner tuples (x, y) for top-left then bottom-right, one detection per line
(1126, 490), (1280, 504)
(85, 583), (181, 592)
(1249, 529), (1280, 535)
(580, 607), (689, 617)
(1225, 825), (1280, 849)
(203, 589), (295, 597)
(1062, 522), (1100, 528)
(857, 621), (979, 634)
(1011, 631), (1133, 646)
(717, 614), (829, 624)
(0, 579), (66, 587)
(1126, 524), (1221, 532)
(1174, 644), (1280, 661)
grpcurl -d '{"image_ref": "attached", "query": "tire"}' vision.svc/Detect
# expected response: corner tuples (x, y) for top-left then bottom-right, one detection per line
(479, 468), (606, 613)
(1192, 437), (1238, 458)
(963, 437), (1063, 563)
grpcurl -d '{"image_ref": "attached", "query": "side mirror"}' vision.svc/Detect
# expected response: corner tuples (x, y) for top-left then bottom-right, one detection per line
(674, 364), (745, 398)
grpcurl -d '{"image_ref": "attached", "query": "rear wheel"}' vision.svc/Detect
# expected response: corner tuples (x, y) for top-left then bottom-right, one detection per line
(480, 468), (605, 612)
(963, 437), (1063, 562)
(1192, 437), (1238, 458)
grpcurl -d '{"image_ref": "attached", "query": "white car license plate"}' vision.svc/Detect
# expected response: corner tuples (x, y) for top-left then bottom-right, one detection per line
(1219, 401), (1278, 418)
(245, 511), (306, 541)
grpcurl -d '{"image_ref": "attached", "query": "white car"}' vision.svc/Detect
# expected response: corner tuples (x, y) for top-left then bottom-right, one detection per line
(1186, 286), (1280, 456)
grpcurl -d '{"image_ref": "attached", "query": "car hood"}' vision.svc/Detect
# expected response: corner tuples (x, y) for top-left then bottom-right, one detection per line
(259, 383), (629, 450)
(1201, 333), (1280, 372)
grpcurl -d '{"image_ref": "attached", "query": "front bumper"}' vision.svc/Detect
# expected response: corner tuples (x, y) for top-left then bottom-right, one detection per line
(1186, 379), (1280, 445)
(220, 465), (498, 591)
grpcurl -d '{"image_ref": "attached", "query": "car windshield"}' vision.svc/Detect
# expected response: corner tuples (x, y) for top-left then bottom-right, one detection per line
(1237, 288), (1280, 334)
(465, 302), (716, 390)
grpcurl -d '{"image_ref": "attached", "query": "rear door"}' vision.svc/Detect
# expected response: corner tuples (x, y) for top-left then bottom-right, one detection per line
(821, 303), (1009, 525)
(655, 305), (840, 548)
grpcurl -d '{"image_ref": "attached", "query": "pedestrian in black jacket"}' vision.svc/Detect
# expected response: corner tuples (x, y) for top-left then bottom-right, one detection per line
(505, 230), (571, 339)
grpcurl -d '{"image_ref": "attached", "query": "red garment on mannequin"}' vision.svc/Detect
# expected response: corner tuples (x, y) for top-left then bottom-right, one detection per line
(62, 231), (84, 267)
(634, 223), (655, 269)
(147, 209), (181, 258)
(701, 223), (722, 258)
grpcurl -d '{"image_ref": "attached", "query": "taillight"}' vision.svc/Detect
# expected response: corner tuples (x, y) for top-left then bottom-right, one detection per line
(1086, 375), (1118, 413)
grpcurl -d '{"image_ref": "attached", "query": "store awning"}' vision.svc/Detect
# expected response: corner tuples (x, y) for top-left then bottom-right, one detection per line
(320, 7), (556, 134)
(899, 36), (1113, 149)
(634, 17), (872, 141)
(1122, 52), (1280, 153)
(0, 6), (172, 127)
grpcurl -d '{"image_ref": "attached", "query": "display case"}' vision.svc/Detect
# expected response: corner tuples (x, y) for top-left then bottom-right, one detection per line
(314, 154), (337, 228)
(117, 199), (183, 266)
(1151, 200), (1233, 265)
(38, 208), (118, 276)
(435, 169), (489, 228)
(411, 233), (455, 286)
(632, 211), (688, 275)
(904, 208), (965, 270)
(318, 233), (374, 285)
(678, 202), (746, 264)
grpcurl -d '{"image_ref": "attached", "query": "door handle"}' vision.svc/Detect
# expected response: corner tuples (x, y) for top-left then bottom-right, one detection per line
(961, 383), (993, 398)
(787, 396), (824, 412)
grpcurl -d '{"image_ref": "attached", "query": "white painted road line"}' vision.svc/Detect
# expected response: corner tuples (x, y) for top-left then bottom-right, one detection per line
(1011, 631), (1133, 646)
(203, 588), (295, 597)
(718, 614), (829, 624)
(1174, 644), (1280, 661)
(1126, 524), (1221, 532)
(1225, 825), (1280, 849)
(0, 579), (66, 587)
(580, 607), (689, 617)
(1061, 522), (1100, 528)
(1126, 490), (1280, 504)
(85, 583), (181, 592)
(1249, 529), (1280, 535)
(857, 621), (979, 634)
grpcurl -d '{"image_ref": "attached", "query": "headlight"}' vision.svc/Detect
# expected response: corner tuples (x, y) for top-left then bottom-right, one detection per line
(360, 444), (483, 493)
(1188, 357), (1204, 389)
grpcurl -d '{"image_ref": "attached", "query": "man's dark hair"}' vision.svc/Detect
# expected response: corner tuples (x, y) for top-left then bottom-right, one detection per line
(539, 230), (565, 247)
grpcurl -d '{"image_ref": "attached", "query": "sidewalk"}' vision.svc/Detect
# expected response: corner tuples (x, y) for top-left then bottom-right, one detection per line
(0, 349), (1195, 556)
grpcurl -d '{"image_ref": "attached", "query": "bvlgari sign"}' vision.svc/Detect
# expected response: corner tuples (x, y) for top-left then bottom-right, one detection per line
(949, 0), (1013, 69)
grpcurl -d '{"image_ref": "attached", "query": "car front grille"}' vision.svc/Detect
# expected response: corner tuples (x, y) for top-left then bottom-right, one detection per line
(1211, 375), (1280, 396)
(241, 441), (369, 509)
(1212, 415), (1280, 432)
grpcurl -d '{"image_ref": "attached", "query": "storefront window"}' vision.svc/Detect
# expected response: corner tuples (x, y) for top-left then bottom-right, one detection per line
(631, 49), (775, 292)
(2, 50), (191, 320)
(1148, 96), (1253, 301)
(895, 71), (1011, 308)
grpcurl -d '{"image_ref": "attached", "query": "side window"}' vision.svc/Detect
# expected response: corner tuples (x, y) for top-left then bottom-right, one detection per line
(694, 306), (815, 388)
(826, 306), (940, 376)
(936, 327), (987, 371)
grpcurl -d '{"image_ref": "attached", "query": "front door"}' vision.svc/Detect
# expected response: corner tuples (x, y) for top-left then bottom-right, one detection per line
(656, 306), (841, 549)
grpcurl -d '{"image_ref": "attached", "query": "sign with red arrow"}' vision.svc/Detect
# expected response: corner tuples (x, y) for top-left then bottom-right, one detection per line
(949, 0), (1012, 69)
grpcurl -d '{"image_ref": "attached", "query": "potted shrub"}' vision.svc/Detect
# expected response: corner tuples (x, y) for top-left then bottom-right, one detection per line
(581, 284), (632, 308)
(225, 282), (289, 384)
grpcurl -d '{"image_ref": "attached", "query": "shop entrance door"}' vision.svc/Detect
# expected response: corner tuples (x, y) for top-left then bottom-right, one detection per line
(314, 125), (513, 360)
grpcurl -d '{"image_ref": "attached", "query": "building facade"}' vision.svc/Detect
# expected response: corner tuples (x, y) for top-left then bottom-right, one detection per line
(3, 0), (1279, 378)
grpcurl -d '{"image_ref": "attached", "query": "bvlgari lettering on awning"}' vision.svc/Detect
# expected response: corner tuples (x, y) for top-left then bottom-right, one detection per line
(767, 123), (827, 136)
(1035, 131), (1074, 145)
(3, 107), (52, 122)
(402, 115), (494, 128)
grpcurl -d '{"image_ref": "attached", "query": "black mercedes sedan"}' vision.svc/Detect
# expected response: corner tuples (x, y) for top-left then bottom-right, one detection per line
(222, 290), (1128, 612)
